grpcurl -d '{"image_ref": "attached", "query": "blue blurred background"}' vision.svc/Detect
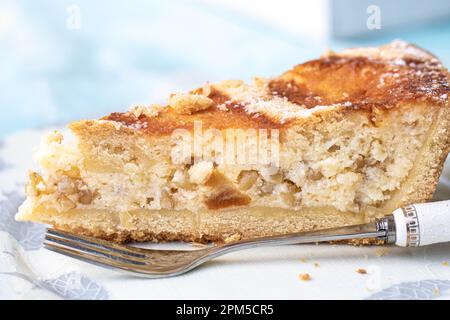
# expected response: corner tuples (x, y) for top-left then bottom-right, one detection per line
(1, 0), (450, 138)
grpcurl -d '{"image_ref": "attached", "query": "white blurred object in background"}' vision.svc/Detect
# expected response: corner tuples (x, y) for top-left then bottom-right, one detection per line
(202, 0), (331, 43)
(332, 0), (450, 37)
(209, 0), (450, 41)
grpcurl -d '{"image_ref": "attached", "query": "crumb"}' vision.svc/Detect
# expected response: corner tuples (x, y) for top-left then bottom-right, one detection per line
(223, 233), (242, 243)
(168, 92), (213, 114)
(129, 104), (163, 118)
(298, 273), (311, 281)
(314, 262), (320, 268)
(442, 261), (449, 266)
(356, 268), (367, 274)
(201, 82), (212, 96)
(44, 131), (63, 145)
(375, 247), (391, 257)
(434, 288), (440, 297)
(300, 258), (307, 263)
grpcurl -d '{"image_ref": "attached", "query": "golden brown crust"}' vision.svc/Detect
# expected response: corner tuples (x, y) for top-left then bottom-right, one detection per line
(271, 55), (449, 111)
(54, 224), (385, 245)
(54, 224), (207, 243)
(99, 41), (449, 136)
(274, 41), (449, 114)
(103, 85), (282, 135)
(104, 103), (281, 134)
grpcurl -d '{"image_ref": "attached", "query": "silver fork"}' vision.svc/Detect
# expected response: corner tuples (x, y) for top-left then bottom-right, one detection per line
(43, 200), (450, 278)
(43, 221), (388, 278)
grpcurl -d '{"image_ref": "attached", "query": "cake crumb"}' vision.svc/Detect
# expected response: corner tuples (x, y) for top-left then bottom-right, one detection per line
(442, 261), (449, 266)
(300, 258), (307, 263)
(45, 130), (63, 144)
(130, 104), (163, 118)
(314, 262), (320, 268)
(356, 268), (367, 274)
(375, 247), (391, 257)
(223, 233), (242, 243)
(298, 273), (311, 281)
(168, 92), (214, 114)
(434, 288), (441, 297)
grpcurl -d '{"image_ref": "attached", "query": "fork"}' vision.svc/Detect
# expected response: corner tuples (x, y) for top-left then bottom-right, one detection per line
(44, 200), (450, 278)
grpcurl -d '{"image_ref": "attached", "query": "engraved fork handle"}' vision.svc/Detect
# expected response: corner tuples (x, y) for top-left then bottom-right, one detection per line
(208, 200), (450, 257)
(391, 200), (450, 247)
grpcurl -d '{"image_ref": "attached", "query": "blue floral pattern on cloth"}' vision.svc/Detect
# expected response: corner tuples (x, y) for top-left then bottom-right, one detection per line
(0, 191), (45, 250)
(0, 174), (110, 299)
(42, 272), (109, 300)
(367, 280), (450, 300)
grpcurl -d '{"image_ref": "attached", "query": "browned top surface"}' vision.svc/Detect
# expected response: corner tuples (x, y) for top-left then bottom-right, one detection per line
(105, 99), (281, 135)
(101, 41), (449, 135)
(270, 54), (449, 110)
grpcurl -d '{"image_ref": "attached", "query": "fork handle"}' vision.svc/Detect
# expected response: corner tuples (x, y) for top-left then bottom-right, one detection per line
(211, 220), (384, 257)
(214, 200), (450, 255)
(393, 200), (450, 247)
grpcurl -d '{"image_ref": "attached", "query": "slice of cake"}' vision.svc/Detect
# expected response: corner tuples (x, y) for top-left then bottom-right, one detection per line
(17, 41), (450, 243)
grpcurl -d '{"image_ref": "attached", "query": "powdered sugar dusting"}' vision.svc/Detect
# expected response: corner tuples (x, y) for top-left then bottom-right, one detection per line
(340, 39), (442, 67)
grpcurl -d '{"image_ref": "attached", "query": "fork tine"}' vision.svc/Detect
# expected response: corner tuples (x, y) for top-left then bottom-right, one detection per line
(43, 241), (154, 275)
(46, 228), (148, 258)
(43, 228), (210, 278)
(44, 233), (148, 265)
